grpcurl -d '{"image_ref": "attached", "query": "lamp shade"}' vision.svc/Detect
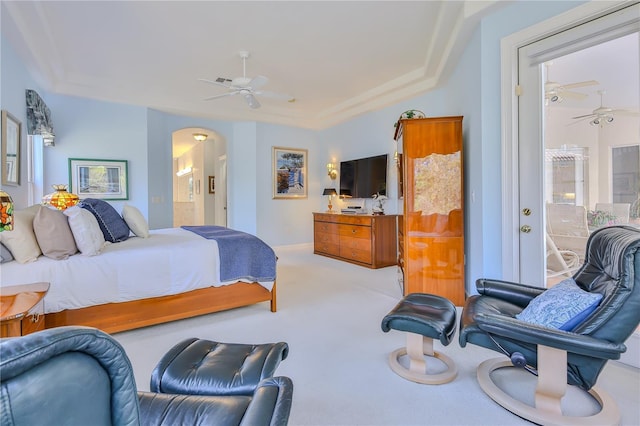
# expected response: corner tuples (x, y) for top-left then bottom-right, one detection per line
(42, 184), (80, 210)
(0, 190), (14, 232)
(322, 188), (337, 196)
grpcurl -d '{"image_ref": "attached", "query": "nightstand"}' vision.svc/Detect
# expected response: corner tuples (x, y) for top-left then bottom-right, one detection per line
(0, 282), (50, 337)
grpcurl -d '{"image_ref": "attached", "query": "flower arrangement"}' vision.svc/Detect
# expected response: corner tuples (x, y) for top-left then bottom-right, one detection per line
(372, 193), (388, 215)
(587, 209), (618, 227)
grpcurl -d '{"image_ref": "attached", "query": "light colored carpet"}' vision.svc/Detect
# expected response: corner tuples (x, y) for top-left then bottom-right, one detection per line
(115, 244), (640, 426)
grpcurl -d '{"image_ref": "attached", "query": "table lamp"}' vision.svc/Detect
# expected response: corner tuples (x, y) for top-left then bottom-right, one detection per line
(323, 188), (338, 212)
(42, 184), (80, 210)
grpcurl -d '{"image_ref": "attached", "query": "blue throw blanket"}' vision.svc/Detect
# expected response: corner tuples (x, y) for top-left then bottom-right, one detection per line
(181, 226), (276, 282)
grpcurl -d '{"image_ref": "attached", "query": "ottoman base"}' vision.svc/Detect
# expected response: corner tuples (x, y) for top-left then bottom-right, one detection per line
(388, 332), (457, 385)
(381, 293), (458, 385)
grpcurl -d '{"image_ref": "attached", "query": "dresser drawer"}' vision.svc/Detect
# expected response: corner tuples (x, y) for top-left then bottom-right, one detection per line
(340, 245), (372, 264)
(337, 215), (372, 226)
(21, 312), (45, 335)
(315, 241), (340, 256)
(314, 221), (338, 233)
(338, 224), (371, 239)
(314, 231), (339, 245)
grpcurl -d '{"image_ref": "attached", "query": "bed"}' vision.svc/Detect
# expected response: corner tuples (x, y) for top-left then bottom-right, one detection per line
(0, 227), (277, 334)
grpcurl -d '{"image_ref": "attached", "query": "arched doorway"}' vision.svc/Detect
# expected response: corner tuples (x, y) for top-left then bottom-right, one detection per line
(171, 127), (227, 227)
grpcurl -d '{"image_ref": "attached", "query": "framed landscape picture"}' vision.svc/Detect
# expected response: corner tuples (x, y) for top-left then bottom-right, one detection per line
(272, 146), (307, 199)
(69, 158), (129, 200)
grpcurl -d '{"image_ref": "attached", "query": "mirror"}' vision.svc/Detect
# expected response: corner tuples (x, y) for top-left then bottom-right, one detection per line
(1, 110), (21, 186)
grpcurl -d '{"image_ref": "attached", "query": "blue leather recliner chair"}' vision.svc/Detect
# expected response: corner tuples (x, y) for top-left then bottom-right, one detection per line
(459, 225), (640, 425)
(0, 326), (293, 426)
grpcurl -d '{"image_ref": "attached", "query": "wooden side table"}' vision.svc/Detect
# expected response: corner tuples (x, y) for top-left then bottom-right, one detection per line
(0, 282), (50, 337)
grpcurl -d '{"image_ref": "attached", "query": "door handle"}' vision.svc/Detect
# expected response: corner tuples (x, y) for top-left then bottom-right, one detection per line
(520, 225), (532, 233)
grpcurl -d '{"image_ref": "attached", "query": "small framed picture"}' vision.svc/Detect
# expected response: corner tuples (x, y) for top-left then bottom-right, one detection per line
(272, 146), (308, 199)
(208, 176), (215, 194)
(1, 110), (21, 186)
(69, 158), (129, 200)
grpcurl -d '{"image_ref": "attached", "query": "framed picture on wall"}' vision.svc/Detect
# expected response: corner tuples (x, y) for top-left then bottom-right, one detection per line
(69, 158), (129, 200)
(208, 176), (215, 194)
(272, 146), (308, 199)
(1, 110), (21, 186)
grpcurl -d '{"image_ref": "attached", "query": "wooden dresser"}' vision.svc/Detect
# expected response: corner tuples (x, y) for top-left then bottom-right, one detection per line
(313, 213), (397, 269)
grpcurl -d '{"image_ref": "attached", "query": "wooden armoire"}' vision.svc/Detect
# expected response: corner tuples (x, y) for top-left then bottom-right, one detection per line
(396, 116), (465, 305)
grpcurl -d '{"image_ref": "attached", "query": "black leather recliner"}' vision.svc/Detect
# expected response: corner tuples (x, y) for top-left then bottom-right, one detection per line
(0, 326), (293, 426)
(459, 225), (640, 425)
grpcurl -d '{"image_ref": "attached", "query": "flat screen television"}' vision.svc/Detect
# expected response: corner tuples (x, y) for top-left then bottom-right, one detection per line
(339, 154), (388, 199)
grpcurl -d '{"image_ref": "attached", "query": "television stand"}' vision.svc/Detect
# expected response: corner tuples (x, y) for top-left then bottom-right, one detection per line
(312, 212), (397, 268)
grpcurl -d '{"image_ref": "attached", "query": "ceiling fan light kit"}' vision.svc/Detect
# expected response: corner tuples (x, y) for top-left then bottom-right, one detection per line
(199, 50), (294, 109)
(571, 90), (639, 127)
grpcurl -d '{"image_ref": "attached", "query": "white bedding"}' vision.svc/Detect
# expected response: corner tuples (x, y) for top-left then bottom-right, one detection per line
(0, 228), (274, 314)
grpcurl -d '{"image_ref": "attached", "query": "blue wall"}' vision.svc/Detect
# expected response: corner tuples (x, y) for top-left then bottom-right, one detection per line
(1, 1), (585, 291)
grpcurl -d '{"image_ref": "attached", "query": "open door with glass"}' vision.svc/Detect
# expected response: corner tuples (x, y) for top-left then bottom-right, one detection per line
(516, 6), (639, 367)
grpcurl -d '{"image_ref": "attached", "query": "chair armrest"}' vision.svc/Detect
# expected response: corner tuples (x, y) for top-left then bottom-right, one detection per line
(476, 278), (545, 308)
(241, 377), (293, 426)
(475, 313), (626, 360)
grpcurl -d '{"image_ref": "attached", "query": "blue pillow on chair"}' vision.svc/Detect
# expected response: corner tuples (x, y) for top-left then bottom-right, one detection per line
(80, 198), (130, 243)
(516, 278), (603, 331)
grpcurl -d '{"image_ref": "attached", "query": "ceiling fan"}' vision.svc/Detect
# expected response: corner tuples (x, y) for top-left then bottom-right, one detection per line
(198, 51), (294, 109)
(571, 90), (640, 126)
(544, 62), (599, 105)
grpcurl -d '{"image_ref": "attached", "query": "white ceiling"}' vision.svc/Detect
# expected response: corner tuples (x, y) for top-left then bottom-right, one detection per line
(546, 32), (639, 113)
(3, 2), (637, 157)
(2, 0), (503, 134)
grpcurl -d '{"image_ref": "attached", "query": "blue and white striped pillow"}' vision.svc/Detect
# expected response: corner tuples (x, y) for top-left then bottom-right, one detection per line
(516, 278), (602, 331)
(79, 198), (130, 243)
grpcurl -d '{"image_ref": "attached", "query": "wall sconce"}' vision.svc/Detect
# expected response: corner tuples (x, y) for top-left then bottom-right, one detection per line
(322, 188), (338, 212)
(193, 133), (208, 142)
(176, 166), (193, 177)
(327, 163), (337, 180)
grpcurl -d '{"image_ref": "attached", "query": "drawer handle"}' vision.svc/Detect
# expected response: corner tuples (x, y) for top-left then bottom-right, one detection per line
(352, 229), (356, 234)
(31, 313), (40, 323)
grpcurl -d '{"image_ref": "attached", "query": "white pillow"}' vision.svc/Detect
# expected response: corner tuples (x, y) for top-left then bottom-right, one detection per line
(63, 206), (106, 256)
(0, 205), (42, 263)
(122, 204), (149, 238)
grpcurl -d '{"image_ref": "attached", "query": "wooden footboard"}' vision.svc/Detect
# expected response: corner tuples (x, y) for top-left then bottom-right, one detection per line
(45, 281), (276, 334)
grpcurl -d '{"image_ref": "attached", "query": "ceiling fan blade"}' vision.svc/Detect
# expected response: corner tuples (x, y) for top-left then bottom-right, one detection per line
(613, 109), (640, 116)
(244, 94), (261, 109)
(571, 113), (596, 119)
(198, 78), (232, 89)
(203, 92), (236, 101)
(255, 90), (295, 101)
(560, 80), (599, 90)
(248, 75), (268, 90)
(561, 91), (588, 100)
(567, 116), (593, 126)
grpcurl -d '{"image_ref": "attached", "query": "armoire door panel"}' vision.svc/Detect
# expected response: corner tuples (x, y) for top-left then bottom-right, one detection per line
(397, 116), (465, 306)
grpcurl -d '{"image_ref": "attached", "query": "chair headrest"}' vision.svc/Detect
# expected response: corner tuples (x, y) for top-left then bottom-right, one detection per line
(573, 225), (640, 338)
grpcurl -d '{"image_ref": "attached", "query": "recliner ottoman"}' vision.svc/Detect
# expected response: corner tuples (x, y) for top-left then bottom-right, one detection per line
(151, 338), (289, 396)
(381, 293), (457, 384)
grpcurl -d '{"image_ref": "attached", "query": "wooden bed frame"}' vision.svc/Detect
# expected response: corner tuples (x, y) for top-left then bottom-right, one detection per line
(45, 281), (276, 334)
